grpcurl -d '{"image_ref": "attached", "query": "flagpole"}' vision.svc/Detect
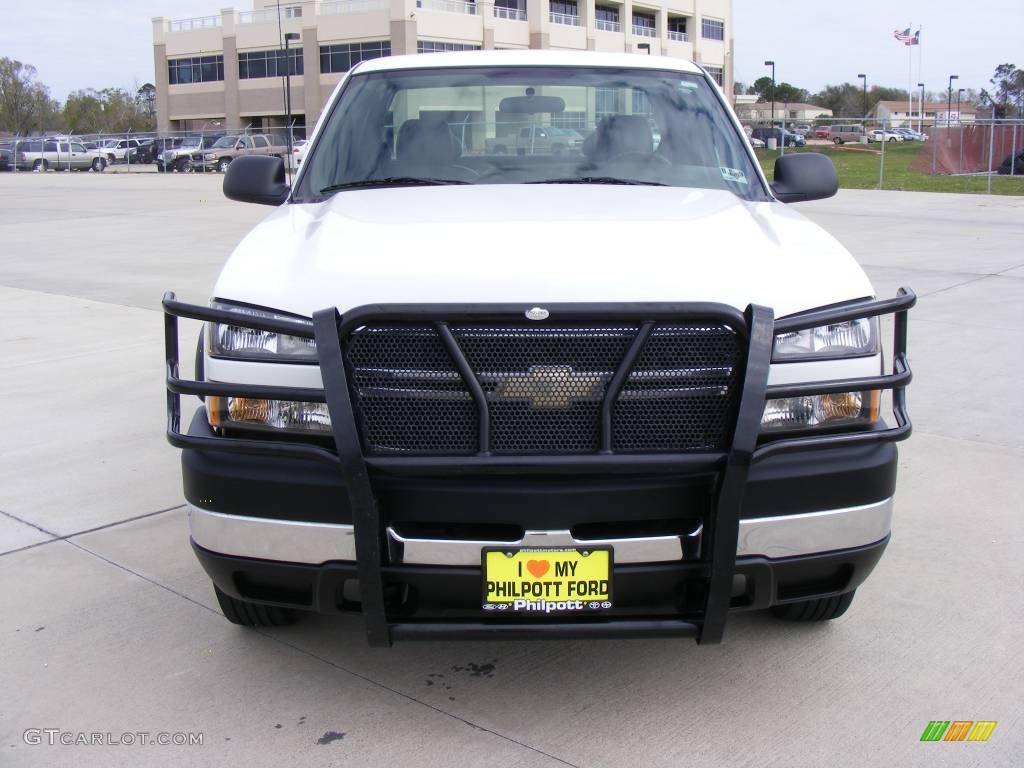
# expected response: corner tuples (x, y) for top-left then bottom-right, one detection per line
(918, 26), (923, 132)
(907, 22), (913, 127)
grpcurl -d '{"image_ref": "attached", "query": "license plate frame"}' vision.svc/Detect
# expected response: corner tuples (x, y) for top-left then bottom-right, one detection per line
(481, 546), (613, 614)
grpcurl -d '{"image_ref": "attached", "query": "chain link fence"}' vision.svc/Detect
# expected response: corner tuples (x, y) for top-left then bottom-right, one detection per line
(0, 125), (306, 175)
(739, 114), (1024, 194)
(4, 116), (1023, 193)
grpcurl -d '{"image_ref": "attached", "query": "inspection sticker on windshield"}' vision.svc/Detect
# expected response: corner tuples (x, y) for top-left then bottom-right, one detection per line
(482, 547), (612, 613)
(721, 167), (748, 184)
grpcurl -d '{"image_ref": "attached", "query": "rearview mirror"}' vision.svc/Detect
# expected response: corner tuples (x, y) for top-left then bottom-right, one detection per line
(223, 155), (289, 206)
(498, 95), (566, 114)
(770, 152), (838, 203)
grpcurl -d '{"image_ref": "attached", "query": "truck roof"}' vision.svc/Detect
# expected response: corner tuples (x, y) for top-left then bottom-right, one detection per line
(354, 50), (705, 76)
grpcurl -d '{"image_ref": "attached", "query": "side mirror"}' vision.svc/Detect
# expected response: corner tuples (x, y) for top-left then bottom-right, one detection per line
(223, 155), (289, 206)
(770, 152), (838, 203)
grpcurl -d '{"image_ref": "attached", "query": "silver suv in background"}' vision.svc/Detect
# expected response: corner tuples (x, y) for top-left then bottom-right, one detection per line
(156, 135), (224, 173)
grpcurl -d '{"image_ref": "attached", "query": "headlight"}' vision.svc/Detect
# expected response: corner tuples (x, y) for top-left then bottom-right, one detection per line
(772, 317), (878, 361)
(208, 396), (331, 434)
(209, 300), (317, 361)
(761, 390), (879, 433)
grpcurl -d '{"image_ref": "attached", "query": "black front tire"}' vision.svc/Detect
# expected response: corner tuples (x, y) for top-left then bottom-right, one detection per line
(773, 590), (856, 622)
(214, 585), (297, 627)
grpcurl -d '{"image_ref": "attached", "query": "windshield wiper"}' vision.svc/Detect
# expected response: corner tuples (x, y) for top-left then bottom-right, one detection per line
(319, 177), (469, 195)
(527, 177), (667, 186)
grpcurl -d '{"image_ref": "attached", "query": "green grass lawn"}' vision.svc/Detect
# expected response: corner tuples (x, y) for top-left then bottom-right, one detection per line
(754, 143), (1024, 195)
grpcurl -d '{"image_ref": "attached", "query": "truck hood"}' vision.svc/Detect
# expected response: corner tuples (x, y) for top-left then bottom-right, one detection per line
(214, 185), (872, 319)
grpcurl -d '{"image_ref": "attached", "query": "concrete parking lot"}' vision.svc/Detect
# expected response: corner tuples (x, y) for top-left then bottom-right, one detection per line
(1, 173), (1021, 767)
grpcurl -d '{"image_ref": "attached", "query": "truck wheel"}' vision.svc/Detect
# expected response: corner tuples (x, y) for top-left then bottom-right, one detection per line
(773, 590), (856, 622)
(217, 158), (231, 173)
(33, 159), (48, 172)
(177, 158), (192, 173)
(91, 157), (106, 172)
(214, 585), (297, 627)
(493, 144), (507, 155)
(833, 137), (842, 145)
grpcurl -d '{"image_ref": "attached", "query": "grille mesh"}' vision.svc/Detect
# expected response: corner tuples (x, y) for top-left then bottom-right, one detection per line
(343, 321), (742, 455)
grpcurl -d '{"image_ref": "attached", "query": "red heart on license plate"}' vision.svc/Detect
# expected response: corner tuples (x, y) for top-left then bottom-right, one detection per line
(526, 560), (550, 578)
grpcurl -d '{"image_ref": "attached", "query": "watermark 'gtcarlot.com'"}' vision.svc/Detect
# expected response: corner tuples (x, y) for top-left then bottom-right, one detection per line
(23, 730), (203, 747)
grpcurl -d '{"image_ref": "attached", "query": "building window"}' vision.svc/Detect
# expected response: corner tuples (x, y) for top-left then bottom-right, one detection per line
(320, 41), (391, 73)
(168, 55), (224, 85)
(238, 48), (303, 79)
(552, 111), (586, 129)
(417, 40), (482, 53)
(705, 65), (724, 86)
(632, 89), (652, 116)
(668, 18), (687, 34)
(284, 5), (302, 18)
(596, 87), (624, 122)
(550, 0), (579, 25)
(702, 18), (725, 41)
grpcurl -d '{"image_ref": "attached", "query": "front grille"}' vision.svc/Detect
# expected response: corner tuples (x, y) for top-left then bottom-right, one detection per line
(343, 321), (742, 456)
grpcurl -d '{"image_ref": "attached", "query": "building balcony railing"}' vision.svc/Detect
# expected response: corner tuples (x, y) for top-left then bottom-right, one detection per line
(494, 6), (527, 21)
(595, 19), (621, 32)
(667, 30), (688, 42)
(320, 0), (389, 15)
(167, 15), (221, 32)
(632, 25), (657, 38)
(238, 7), (303, 25)
(418, 0), (478, 15)
(549, 12), (581, 26)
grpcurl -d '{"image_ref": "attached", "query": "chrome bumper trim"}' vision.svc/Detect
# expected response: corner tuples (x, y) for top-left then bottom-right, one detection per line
(736, 498), (893, 558)
(386, 526), (700, 566)
(189, 497), (892, 566)
(188, 507), (356, 563)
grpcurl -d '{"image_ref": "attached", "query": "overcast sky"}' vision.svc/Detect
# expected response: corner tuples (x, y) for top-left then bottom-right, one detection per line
(0, 0), (1019, 100)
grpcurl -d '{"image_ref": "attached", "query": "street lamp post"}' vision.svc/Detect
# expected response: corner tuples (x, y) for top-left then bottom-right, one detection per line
(947, 74), (958, 128)
(764, 60), (775, 128)
(858, 74), (867, 119)
(917, 82), (925, 134)
(284, 31), (300, 179)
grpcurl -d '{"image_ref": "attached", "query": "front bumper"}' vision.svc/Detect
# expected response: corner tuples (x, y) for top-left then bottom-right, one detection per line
(163, 291), (915, 645)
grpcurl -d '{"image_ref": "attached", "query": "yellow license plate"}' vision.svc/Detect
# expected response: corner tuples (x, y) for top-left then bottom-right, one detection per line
(482, 547), (612, 613)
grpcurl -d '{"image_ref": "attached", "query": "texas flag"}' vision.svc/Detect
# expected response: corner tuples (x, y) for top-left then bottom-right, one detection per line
(905, 30), (921, 46)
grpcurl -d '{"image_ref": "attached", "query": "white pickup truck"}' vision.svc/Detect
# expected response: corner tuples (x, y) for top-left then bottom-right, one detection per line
(163, 51), (914, 646)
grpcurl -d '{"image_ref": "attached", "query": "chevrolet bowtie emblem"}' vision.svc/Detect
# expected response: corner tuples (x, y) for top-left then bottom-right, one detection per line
(495, 366), (605, 409)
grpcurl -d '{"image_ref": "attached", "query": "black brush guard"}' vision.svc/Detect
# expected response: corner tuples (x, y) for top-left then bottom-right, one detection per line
(163, 290), (915, 646)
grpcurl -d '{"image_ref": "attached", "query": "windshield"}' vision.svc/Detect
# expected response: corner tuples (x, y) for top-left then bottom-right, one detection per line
(211, 136), (236, 149)
(295, 65), (765, 202)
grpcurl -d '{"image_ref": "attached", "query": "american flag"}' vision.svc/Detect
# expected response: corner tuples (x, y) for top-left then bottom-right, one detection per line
(893, 27), (913, 42)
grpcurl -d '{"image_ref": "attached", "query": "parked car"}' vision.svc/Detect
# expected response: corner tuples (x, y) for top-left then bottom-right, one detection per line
(98, 138), (145, 164)
(132, 140), (157, 163)
(894, 128), (925, 141)
(487, 125), (585, 156)
(829, 124), (866, 144)
(813, 126), (831, 140)
(290, 139), (309, 169)
(14, 139), (106, 172)
(200, 133), (284, 172)
(749, 136), (765, 149)
(868, 130), (904, 143)
(792, 124), (811, 136)
(156, 135), (224, 173)
(997, 149), (1024, 175)
(163, 51), (916, 647)
(750, 127), (806, 147)
(0, 146), (11, 171)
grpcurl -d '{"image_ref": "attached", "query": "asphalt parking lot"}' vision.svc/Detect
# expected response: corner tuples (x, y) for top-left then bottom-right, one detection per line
(1, 172), (1021, 767)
